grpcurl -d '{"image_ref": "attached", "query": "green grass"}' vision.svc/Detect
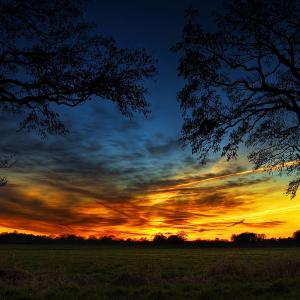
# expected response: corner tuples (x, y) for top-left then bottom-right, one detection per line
(0, 245), (300, 299)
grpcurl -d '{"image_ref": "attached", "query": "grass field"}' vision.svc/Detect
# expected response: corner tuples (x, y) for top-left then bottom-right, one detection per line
(0, 246), (300, 299)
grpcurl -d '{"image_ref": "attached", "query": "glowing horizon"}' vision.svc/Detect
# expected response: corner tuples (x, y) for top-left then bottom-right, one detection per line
(1, 155), (299, 241)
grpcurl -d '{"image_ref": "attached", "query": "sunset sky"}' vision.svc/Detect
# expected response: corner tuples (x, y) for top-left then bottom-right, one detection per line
(1, 0), (299, 241)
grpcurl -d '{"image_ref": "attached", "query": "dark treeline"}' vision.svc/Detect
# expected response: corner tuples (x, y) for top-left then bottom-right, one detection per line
(1, 231), (300, 247)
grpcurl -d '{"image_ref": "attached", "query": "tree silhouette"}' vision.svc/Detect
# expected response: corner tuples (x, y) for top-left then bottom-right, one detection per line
(0, 0), (156, 185)
(293, 230), (300, 241)
(167, 234), (185, 244)
(153, 233), (167, 244)
(153, 233), (186, 245)
(0, 0), (156, 137)
(231, 232), (265, 244)
(174, 0), (300, 197)
(0, 154), (14, 186)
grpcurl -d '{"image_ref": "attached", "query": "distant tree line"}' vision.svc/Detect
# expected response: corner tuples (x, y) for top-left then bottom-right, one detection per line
(1, 231), (300, 247)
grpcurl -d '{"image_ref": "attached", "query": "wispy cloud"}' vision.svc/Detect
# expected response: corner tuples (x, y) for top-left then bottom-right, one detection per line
(0, 107), (299, 239)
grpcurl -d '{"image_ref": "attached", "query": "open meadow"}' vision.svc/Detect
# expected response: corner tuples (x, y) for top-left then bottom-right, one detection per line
(0, 246), (300, 299)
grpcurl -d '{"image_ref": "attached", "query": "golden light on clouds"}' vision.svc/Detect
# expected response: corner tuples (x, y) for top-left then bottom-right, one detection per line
(0, 158), (300, 240)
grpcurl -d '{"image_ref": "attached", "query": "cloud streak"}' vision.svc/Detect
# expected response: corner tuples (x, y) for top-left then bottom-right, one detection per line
(0, 108), (299, 240)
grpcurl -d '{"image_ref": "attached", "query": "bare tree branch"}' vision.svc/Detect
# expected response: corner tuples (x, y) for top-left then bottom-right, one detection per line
(0, 0), (157, 138)
(174, 0), (300, 197)
(0, 153), (15, 186)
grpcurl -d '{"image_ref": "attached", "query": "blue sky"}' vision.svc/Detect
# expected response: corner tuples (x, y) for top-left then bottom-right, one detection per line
(1, 0), (300, 240)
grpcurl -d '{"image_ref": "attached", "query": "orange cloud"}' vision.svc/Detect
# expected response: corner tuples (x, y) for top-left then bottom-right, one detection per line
(1, 159), (300, 240)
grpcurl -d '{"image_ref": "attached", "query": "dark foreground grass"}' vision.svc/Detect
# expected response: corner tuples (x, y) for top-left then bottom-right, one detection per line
(0, 246), (300, 299)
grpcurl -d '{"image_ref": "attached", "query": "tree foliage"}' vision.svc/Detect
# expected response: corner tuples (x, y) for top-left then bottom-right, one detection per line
(0, 0), (156, 137)
(174, 0), (300, 197)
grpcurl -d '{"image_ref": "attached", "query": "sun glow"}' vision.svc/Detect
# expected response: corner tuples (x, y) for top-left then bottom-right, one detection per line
(1, 158), (300, 241)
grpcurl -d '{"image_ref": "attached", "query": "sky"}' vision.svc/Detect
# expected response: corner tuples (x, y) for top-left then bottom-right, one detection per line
(1, 0), (300, 241)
